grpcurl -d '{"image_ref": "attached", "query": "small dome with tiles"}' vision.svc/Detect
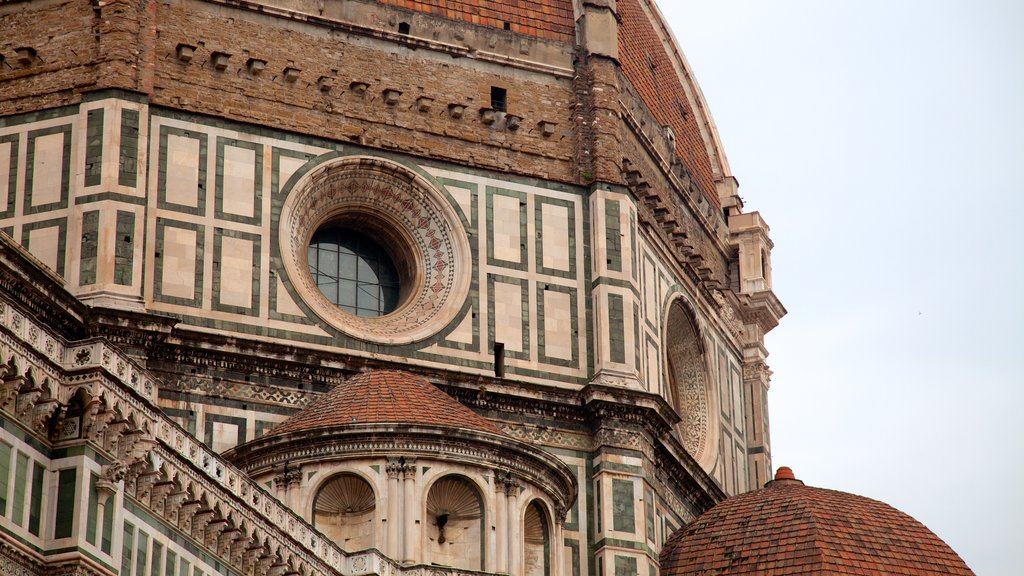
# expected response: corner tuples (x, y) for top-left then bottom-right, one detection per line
(266, 370), (502, 437)
(660, 467), (974, 576)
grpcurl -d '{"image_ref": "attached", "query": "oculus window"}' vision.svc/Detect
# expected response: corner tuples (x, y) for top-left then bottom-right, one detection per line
(308, 227), (400, 317)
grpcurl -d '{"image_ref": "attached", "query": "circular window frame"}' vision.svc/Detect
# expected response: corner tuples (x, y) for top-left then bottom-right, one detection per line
(280, 156), (472, 345)
(662, 295), (721, 473)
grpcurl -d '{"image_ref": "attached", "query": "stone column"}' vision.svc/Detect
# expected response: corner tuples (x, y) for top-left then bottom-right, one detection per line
(402, 460), (417, 564)
(386, 459), (402, 559)
(506, 477), (521, 576)
(495, 475), (508, 573)
(553, 504), (566, 576)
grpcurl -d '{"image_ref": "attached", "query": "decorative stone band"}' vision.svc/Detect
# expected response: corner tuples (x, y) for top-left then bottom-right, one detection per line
(278, 155), (472, 345)
(223, 423), (578, 523)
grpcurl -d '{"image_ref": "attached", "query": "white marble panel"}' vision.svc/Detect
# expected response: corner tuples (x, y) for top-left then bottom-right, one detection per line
(222, 145), (256, 218)
(492, 194), (521, 262)
(165, 134), (201, 208)
(161, 227), (198, 299)
(31, 132), (64, 205)
(543, 289), (572, 360)
(219, 235), (253, 308)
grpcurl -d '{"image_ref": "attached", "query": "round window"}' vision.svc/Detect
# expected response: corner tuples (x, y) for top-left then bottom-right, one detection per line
(279, 156), (472, 345)
(308, 227), (401, 317)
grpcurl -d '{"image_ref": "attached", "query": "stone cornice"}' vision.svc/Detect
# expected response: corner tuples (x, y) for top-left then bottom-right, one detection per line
(0, 235), (87, 341)
(224, 423), (579, 516)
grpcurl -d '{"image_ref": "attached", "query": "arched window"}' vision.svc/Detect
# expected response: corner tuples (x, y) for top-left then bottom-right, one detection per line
(665, 300), (712, 467)
(312, 473), (376, 551)
(523, 501), (550, 576)
(425, 476), (484, 570)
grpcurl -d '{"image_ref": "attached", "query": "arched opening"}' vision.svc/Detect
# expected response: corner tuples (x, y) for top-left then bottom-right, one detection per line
(425, 476), (483, 570)
(312, 473), (376, 551)
(523, 501), (550, 576)
(665, 300), (712, 467)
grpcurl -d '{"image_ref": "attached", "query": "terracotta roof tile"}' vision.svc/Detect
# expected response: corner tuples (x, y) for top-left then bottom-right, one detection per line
(660, 469), (975, 576)
(266, 370), (501, 437)
(617, 0), (719, 207)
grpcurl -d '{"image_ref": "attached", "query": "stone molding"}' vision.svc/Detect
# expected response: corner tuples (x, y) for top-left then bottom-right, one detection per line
(278, 155), (473, 345)
(224, 424), (577, 520)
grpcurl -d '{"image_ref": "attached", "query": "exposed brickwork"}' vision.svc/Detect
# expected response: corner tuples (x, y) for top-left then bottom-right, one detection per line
(661, 473), (975, 576)
(150, 0), (575, 181)
(377, 0), (575, 42)
(267, 370), (502, 436)
(617, 0), (718, 207)
(0, 0), (99, 113)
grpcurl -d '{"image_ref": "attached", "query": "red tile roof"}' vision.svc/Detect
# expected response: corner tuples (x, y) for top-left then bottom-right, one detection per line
(266, 370), (502, 436)
(618, 0), (719, 207)
(660, 468), (975, 575)
(376, 0), (575, 43)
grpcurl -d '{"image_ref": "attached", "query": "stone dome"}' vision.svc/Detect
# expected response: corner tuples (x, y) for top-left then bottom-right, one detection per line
(660, 467), (974, 576)
(266, 370), (501, 437)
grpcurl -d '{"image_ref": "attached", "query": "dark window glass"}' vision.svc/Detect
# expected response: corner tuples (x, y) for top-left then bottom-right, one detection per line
(308, 228), (400, 317)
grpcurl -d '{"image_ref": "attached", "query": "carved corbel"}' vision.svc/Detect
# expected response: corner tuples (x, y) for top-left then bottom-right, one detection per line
(32, 381), (60, 435)
(81, 395), (108, 440)
(96, 461), (127, 506)
(16, 369), (43, 420)
(0, 357), (22, 411)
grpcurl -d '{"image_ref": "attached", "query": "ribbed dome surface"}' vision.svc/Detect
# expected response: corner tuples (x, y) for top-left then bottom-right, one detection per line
(660, 468), (974, 576)
(267, 370), (501, 436)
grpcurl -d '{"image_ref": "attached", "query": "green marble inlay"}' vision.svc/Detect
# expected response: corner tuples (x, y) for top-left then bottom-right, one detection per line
(151, 540), (164, 576)
(119, 108), (140, 187)
(0, 441), (10, 517)
(22, 217), (68, 277)
(644, 488), (655, 542)
(121, 522), (135, 576)
(608, 294), (626, 364)
(157, 125), (208, 216)
(633, 302), (641, 378)
(486, 274), (530, 361)
(0, 134), (17, 219)
(214, 137), (263, 225)
(135, 529), (149, 576)
(535, 196), (578, 279)
(486, 186), (528, 270)
(271, 147), (317, 195)
(28, 461), (44, 535)
(536, 283), (580, 368)
(615, 556), (638, 576)
(100, 481), (114, 553)
(11, 453), (28, 524)
(80, 210), (99, 286)
(166, 550), (177, 576)
(54, 467), (77, 539)
(153, 218), (205, 308)
(605, 198), (622, 272)
(630, 208), (638, 280)
(85, 109), (104, 187)
(114, 210), (135, 285)
(86, 474), (99, 545)
(212, 227), (262, 316)
(611, 478), (635, 533)
(24, 124), (73, 215)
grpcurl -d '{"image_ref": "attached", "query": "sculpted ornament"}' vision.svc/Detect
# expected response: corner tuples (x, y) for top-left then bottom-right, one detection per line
(712, 290), (744, 338)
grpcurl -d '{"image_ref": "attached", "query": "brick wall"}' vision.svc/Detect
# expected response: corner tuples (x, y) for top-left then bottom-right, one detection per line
(376, 0), (575, 42)
(618, 0), (719, 207)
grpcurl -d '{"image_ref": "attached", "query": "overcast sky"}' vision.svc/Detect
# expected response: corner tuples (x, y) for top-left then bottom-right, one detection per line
(658, 1), (1023, 574)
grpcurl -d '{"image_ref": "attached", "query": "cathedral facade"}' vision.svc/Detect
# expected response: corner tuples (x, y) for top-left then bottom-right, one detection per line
(0, 1), (783, 576)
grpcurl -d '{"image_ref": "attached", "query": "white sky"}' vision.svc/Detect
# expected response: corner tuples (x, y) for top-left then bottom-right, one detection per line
(658, 2), (1024, 574)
